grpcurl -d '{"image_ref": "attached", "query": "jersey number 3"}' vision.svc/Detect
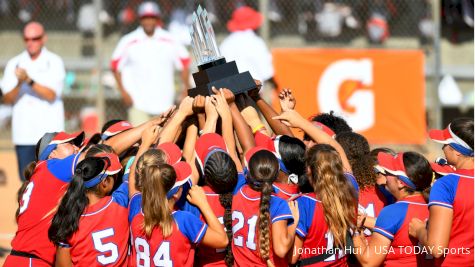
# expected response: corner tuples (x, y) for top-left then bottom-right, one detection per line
(19, 182), (34, 215)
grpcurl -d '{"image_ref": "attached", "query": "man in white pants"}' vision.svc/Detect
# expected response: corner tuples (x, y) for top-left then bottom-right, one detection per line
(1, 22), (65, 181)
(111, 1), (191, 126)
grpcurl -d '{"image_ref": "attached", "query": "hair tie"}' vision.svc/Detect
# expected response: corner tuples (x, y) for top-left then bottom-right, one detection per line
(288, 173), (299, 184)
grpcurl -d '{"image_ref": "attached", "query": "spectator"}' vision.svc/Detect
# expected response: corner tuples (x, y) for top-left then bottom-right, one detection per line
(111, 1), (191, 126)
(0, 21), (66, 181)
(220, 6), (277, 101)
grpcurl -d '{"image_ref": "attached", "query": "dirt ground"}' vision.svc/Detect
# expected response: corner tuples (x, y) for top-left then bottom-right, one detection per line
(0, 151), (22, 265)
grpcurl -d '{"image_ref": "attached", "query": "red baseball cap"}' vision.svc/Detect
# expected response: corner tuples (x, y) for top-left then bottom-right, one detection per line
(244, 146), (270, 169)
(430, 162), (456, 176)
(195, 133), (228, 173)
(83, 152), (122, 188)
(38, 131), (85, 161)
(429, 124), (473, 156)
(157, 142), (182, 165)
(101, 120), (133, 140)
(377, 152), (416, 190)
(168, 161), (192, 199)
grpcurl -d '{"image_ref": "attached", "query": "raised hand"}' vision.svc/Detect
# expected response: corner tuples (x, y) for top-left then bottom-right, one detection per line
(272, 109), (305, 128)
(279, 88), (296, 111)
(211, 88), (231, 120)
(193, 95), (206, 113)
(178, 96), (194, 116)
(141, 125), (160, 147)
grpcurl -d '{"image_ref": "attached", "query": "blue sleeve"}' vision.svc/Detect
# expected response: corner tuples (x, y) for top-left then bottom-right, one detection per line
(128, 193), (142, 223)
(344, 172), (359, 194)
(373, 203), (407, 241)
(47, 153), (81, 182)
(112, 182), (129, 208)
(270, 196), (294, 225)
(428, 175), (458, 209)
(174, 211), (208, 244)
(233, 172), (246, 195)
(180, 201), (201, 218)
(295, 196), (314, 238)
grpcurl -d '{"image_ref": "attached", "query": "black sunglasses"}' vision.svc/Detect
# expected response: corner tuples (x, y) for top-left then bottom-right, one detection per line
(24, 35), (43, 42)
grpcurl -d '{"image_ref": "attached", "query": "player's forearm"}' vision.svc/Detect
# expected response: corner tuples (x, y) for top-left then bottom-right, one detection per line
(159, 111), (187, 144)
(230, 102), (255, 155)
(255, 98), (293, 137)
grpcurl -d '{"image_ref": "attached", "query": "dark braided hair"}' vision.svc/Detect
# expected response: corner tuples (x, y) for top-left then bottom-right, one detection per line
(204, 151), (238, 266)
(247, 150), (279, 264)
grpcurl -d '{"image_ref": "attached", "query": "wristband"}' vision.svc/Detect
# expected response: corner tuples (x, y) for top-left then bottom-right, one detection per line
(252, 124), (266, 134)
(28, 79), (35, 86)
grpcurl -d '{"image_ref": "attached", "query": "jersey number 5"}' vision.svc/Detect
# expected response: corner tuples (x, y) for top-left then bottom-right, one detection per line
(92, 228), (119, 265)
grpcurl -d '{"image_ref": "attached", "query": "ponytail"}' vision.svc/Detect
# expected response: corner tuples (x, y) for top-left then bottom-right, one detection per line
(49, 157), (105, 244)
(219, 193), (234, 266)
(247, 150), (279, 264)
(142, 164), (175, 238)
(306, 144), (357, 248)
(49, 174), (89, 244)
(258, 180), (273, 263)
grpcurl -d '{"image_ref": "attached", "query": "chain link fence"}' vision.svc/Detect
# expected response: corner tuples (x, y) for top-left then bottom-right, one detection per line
(0, 0), (473, 148)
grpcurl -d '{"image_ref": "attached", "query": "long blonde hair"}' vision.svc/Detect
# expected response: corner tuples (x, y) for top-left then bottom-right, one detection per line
(141, 164), (176, 238)
(135, 149), (167, 191)
(306, 144), (357, 248)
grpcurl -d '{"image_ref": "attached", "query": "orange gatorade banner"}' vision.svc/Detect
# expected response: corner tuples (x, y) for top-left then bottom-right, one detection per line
(272, 48), (426, 144)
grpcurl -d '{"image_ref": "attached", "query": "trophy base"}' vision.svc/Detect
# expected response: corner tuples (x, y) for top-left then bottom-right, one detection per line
(188, 59), (256, 96)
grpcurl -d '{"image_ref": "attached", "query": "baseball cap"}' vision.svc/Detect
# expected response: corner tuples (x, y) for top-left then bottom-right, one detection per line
(83, 152), (122, 188)
(244, 146), (270, 169)
(157, 142), (182, 165)
(167, 161), (192, 199)
(138, 1), (160, 18)
(38, 131), (85, 161)
(101, 120), (133, 141)
(195, 133), (228, 173)
(377, 152), (417, 190)
(430, 162), (456, 176)
(428, 124), (474, 157)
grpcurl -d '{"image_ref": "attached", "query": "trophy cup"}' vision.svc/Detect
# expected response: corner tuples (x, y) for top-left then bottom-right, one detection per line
(188, 5), (256, 97)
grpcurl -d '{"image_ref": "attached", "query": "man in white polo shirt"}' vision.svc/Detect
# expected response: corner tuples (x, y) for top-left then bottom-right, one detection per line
(1, 22), (65, 181)
(111, 1), (191, 126)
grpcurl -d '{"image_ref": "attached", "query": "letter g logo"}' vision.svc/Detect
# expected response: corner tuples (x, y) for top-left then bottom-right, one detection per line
(317, 59), (375, 132)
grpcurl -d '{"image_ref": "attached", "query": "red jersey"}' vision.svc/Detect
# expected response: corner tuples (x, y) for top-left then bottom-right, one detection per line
(232, 185), (294, 267)
(273, 182), (300, 200)
(129, 193), (208, 267)
(296, 193), (348, 266)
(374, 194), (433, 267)
(193, 186), (227, 267)
(61, 183), (129, 266)
(5, 154), (81, 266)
(428, 169), (474, 267)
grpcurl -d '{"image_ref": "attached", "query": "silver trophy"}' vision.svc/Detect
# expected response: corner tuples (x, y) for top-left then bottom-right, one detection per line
(188, 5), (256, 97)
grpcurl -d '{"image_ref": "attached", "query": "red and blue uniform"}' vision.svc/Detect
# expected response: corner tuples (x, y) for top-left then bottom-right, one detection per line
(428, 169), (474, 267)
(296, 193), (348, 266)
(373, 194), (432, 267)
(232, 185), (294, 267)
(129, 193), (208, 267)
(273, 182), (300, 200)
(183, 172), (246, 266)
(5, 153), (81, 267)
(59, 182), (129, 266)
(359, 185), (387, 237)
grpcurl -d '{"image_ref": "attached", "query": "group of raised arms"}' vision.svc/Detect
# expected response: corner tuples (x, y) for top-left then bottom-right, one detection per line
(4, 83), (473, 267)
